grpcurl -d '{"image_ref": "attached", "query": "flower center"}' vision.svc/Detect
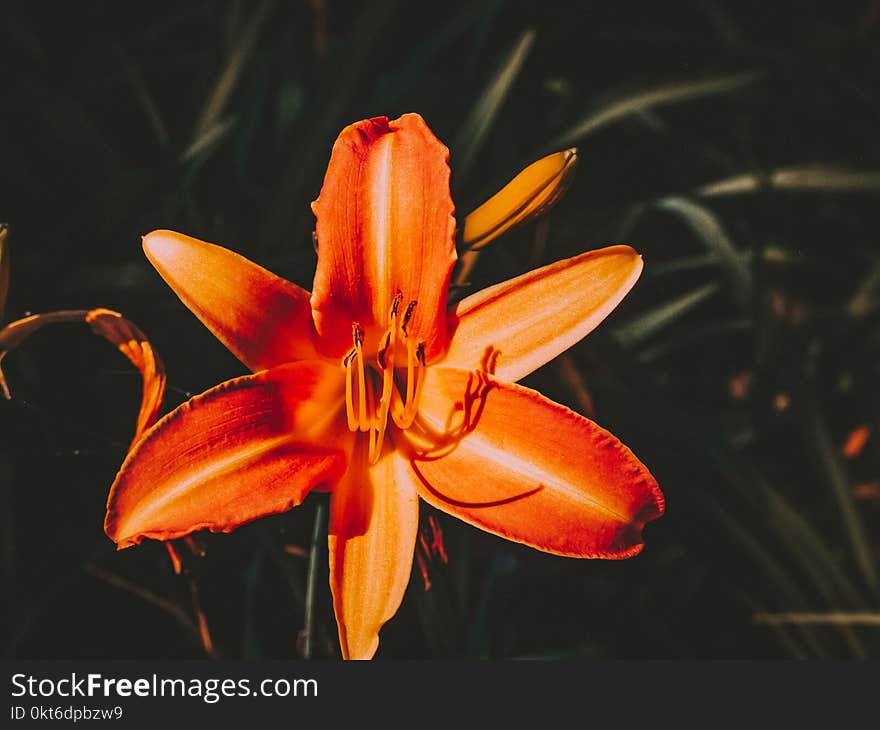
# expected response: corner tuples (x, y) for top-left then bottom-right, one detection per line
(342, 292), (426, 464)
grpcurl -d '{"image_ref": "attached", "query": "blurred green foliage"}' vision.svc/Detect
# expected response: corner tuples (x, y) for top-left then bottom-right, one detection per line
(1, 0), (879, 659)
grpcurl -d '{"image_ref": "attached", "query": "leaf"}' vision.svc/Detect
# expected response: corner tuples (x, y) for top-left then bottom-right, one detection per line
(259, 0), (398, 251)
(453, 28), (536, 184)
(797, 388), (879, 598)
(241, 551), (266, 660)
(192, 0), (274, 142)
(654, 197), (753, 313)
(549, 70), (764, 148)
(179, 116), (238, 165)
(373, 0), (504, 108)
(613, 282), (719, 349)
(847, 261), (880, 318)
(698, 165), (880, 197)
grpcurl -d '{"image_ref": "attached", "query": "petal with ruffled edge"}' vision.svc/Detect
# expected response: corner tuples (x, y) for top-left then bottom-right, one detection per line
(404, 367), (664, 558)
(328, 445), (420, 660)
(442, 246), (642, 382)
(105, 360), (350, 548)
(310, 114), (457, 359)
(143, 230), (319, 372)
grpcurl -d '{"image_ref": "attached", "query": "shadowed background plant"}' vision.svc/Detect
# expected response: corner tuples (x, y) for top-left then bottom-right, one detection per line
(1, 0), (879, 659)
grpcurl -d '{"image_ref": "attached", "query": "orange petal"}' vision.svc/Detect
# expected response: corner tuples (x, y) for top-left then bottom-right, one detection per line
(105, 360), (349, 548)
(405, 367), (663, 558)
(311, 114), (457, 359)
(85, 308), (166, 446)
(143, 230), (319, 371)
(0, 309), (164, 449)
(442, 246), (643, 382)
(328, 444), (419, 659)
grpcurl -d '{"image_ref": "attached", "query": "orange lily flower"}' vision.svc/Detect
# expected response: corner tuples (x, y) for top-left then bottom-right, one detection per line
(104, 113), (664, 659)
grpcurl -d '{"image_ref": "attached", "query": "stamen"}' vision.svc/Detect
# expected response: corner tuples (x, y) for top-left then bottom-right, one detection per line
(344, 295), (427, 455)
(368, 385), (387, 464)
(353, 324), (368, 432)
(405, 339), (416, 409)
(391, 291), (404, 318)
(401, 300), (417, 336)
(343, 348), (358, 432)
(368, 417), (380, 464)
(397, 339), (425, 429)
(376, 346), (394, 439)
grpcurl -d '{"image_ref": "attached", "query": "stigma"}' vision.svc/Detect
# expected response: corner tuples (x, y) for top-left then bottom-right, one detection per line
(342, 292), (426, 464)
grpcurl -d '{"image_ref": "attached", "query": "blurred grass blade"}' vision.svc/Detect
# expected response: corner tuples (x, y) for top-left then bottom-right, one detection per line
(549, 70), (763, 148)
(744, 597), (809, 660)
(644, 253), (722, 279)
(180, 116), (238, 165)
(755, 612), (880, 626)
(120, 53), (168, 148)
(847, 261), (880, 318)
(241, 551), (265, 660)
(636, 318), (751, 364)
(465, 554), (517, 659)
(259, 0), (397, 251)
(696, 493), (831, 658)
(84, 563), (205, 650)
(453, 28), (536, 184)
(0, 223), (9, 323)
(613, 282), (719, 348)
(193, 0), (274, 141)
(606, 345), (872, 654)
(302, 500), (327, 660)
(698, 165), (880, 197)
(374, 0), (504, 107)
(798, 388), (879, 597)
(462, 148), (577, 250)
(655, 197), (753, 313)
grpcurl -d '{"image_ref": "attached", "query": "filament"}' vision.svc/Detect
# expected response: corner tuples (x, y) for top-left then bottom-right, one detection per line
(343, 349), (358, 432)
(343, 296), (427, 455)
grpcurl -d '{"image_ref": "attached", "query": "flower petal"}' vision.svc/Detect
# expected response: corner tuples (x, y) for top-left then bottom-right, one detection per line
(442, 246), (643, 382)
(310, 114), (457, 359)
(405, 367), (664, 558)
(85, 308), (166, 447)
(105, 361), (349, 548)
(328, 445), (419, 659)
(0, 309), (165, 450)
(143, 229), (319, 371)
(462, 148), (578, 250)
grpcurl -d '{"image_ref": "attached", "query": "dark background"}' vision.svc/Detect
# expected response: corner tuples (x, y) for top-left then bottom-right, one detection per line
(2, 0), (879, 659)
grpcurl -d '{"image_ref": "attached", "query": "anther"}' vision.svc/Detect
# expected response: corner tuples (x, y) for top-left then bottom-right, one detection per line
(395, 339), (426, 430)
(391, 291), (404, 318)
(401, 300), (417, 336)
(343, 324), (368, 432)
(343, 349), (358, 431)
(377, 331), (392, 370)
(353, 326), (368, 432)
